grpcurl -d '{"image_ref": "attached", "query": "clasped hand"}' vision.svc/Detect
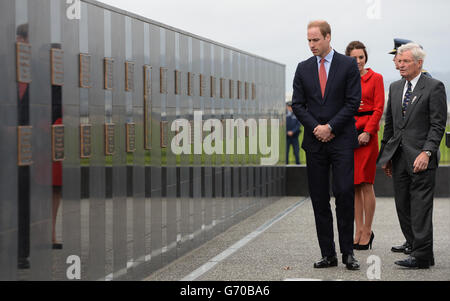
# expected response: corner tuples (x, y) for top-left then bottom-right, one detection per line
(313, 124), (335, 143)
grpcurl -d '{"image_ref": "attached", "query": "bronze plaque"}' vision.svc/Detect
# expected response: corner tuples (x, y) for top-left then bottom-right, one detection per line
(52, 124), (65, 162)
(187, 72), (194, 96)
(199, 74), (207, 97)
(104, 58), (114, 90)
(175, 70), (182, 95)
(80, 124), (92, 158)
(160, 67), (168, 94)
(79, 53), (91, 88)
(245, 82), (249, 100)
(144, 95), (152, 150)
(220, 78), (226, 99)
(17, 126), (33, 166)
(229, 80), (234, 99)
(51, 48), (64, 86)
(160, 121), (168, 148)
(237, 80), (242, 99)
(252, 83), (256, 100)
(126, 122), (136, 153)
(16, 42), (32, 84)
(105, 123), (115, 155)
(144, 65), (152, 96)
(210, 76), (216, 98)
(125, 61), (135, 91)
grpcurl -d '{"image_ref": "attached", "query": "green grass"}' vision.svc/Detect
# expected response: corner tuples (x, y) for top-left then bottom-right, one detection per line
(287, 124), (450, 165)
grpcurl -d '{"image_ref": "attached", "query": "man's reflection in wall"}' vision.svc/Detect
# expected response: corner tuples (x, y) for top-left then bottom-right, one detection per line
(17, 23), (30, 270)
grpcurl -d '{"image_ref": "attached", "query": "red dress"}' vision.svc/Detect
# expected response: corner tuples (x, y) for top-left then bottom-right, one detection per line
(354, 68), (385, 185)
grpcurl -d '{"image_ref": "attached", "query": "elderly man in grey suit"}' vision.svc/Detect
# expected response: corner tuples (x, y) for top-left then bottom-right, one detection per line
(378, 43), (447, 269)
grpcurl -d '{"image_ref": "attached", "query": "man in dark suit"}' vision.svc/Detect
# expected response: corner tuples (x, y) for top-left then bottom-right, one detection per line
(378, 43), (447, 269)
(292, 20), (361, 270)
(286, 101), (302, 165)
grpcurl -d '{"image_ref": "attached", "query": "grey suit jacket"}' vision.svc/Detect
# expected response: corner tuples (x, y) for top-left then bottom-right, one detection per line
(377, 74), (448, 171)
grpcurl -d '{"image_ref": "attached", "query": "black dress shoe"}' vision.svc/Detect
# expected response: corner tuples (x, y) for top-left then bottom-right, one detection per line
(391, 241), (411, 253)
(18, 258), (30, 269)
(313, 256), (338, 268)
(342, 254), (360, 270)
(395, 256), (430, 269)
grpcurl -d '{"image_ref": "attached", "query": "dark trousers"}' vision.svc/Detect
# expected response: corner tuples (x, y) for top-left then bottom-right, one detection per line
(392, 150), (435, 261)
(286, 136), (300, 164)
(18, 166), (30, 260)
(306, 145), (355, 257)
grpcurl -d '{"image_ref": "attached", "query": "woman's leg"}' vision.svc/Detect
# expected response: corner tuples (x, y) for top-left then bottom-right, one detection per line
(354, 185), (364, 244)
(359, 183), (376, 245)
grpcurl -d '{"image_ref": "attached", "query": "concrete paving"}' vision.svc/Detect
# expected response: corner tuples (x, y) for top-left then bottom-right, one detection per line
(144, 196), (450, 281)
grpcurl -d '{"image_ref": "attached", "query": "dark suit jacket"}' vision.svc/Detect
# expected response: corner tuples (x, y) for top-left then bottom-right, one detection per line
(291, 51), (361, 153)
(377, 74), (448, 171)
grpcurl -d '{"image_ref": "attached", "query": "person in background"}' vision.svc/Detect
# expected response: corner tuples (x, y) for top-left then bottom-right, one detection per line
(286, 101), (302, 165)
(345, 41), (385, 251)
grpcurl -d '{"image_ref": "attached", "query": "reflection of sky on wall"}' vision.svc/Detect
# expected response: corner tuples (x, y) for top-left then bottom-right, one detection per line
(101, 0), (450, 100)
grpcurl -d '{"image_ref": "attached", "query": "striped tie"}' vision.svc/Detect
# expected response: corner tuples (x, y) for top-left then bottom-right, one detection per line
(402, 81), (412, 117)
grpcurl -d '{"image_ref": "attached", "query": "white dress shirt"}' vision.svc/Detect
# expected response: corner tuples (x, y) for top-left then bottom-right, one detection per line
(402, 72), (421, 100)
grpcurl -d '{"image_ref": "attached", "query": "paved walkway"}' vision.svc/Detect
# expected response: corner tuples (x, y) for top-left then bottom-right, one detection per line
(144, 196), (450, 281)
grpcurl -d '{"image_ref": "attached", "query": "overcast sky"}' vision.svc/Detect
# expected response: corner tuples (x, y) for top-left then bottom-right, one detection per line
(100, 0), (450, 95)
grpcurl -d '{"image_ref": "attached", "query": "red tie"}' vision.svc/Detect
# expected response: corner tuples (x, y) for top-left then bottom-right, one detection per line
(319, 58), (327, 98)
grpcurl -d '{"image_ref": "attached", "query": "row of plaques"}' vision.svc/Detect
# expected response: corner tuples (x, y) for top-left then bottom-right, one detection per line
(17, 118), (252, 165)
(16, 42), (257, 100)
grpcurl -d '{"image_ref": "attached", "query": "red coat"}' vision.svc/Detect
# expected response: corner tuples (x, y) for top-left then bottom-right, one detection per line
(354, 68), (385, 185)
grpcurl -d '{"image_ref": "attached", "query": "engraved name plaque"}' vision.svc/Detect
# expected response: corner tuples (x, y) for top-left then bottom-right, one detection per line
(160, 67), (168, 94)
(229, 80), (234, 99)
(52, 124), (65, 162)
(125, 61), (135, 91)
(237, 80), (242, 99)
(16, 42), (32, 84)
(144, 65), (152, 96)
(51, 48), (64, 86)
(79, 54), (91, 88)
(210, 76), (216, 98)
(199, 74), (206, 97)
(175, 70), (182, 95)
(17, 126), (33, 166)
(160, 121), (168, 148)
(144, 96), (152, 150)
(104, 58), (114, 90)
(187, 72), (194, 96)
(252, 83), (256, 100)
(220, 78), (226, 99)
(80, 124), (92, 158)
(105, 123), (115, 155)
(126, 122), (136, 153)
(245, 82), (249, 100)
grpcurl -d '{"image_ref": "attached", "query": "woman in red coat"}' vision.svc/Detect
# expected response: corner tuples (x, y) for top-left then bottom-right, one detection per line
(346, 41), (385, 250)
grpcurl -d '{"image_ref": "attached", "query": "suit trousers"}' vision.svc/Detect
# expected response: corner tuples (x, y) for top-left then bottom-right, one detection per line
(392, 149), (435, 261)
(286, 136), (300, 164)
(306, 144), (355, 257)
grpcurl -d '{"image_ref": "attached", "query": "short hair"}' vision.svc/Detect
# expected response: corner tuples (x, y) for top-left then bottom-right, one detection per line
(397, 43), (426, 62)
(345, 41), (368, 63)
(307, 20), (331, 39)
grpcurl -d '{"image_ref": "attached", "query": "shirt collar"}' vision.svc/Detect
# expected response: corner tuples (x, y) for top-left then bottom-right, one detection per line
(317, 48), (335, 64)
(405, 72), (422, 89)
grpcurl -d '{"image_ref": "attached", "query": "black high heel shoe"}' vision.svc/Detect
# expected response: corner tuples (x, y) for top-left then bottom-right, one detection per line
(356, 232), (374, 250)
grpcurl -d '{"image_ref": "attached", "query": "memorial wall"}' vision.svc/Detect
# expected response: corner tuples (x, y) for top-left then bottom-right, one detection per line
(0, 0), (286, 280)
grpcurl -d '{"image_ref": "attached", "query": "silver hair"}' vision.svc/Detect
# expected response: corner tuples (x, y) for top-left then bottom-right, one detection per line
(397, 43), (426, 62)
